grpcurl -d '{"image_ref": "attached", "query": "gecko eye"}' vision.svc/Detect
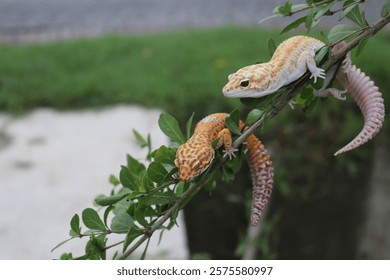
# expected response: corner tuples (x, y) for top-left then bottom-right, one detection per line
(240, 80), (249, 87)
(192, 162), (200, 170)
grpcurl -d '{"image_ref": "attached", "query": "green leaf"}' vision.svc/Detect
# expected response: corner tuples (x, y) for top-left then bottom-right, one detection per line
(142, 192), (174, 206)
(86, 235), (106, 260)
(119, 165), (139, 190)
(111, 212), (134, 231)
(109, 175), (120, 186)
(314, 46), (329, 64)
(345, 3), (369, 27)
(70, 214), (81, 236)
(229, 109), (240, 124)
(381, 0), (390, 18)
(291, 3), (310, 13)
(82, 208), (106, 231)
(240, 93), (274, 109)
(278, 1), (292, 16)
(186, 112), (195, 140)
(94, 192), (130, 206)
(225, 110), (241, 136)
(141, 237), (151, 260)
(296, 87), (315, 109)
(168, 207), (180, 229)
(158, 229), (166, 246)
(303, 96), (318, 115)
(313, 1), (336, 21)
(123, 227), (142, 252)
(103, 205), (114, 228)
(355, 36), (370, 57)
(158, 113), (185, 144)
(267, 38), (276, 57)
(246, 109), (263, 126)
(132, 129), (148, 148)
(60, 253), (74, 260)
(127, 154), (146, 173)
(203, 172), (217, 193)
(153, 145), (176, 164)
(225, 117), (241, 135)
(327, 24), (360, 43)
(147, 162), (168, 183)
(280, 15), (307, 34)
(174, 181), (187, 196)
(258, 14), (282, 25)
(273, 5), (282, 14)
(134, 204), (150, 227)
(305, 9), (314, 29)
(226, 154), (243, 174)
(340, 0), (359, 21)
(211, 137), (220, 149)
(221, 169), (235, 182)
(140, 172), (155, 192)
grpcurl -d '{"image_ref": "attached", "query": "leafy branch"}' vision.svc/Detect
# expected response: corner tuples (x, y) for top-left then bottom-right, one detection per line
(54, 0), (390, 260)
(118, 174), (207, 259)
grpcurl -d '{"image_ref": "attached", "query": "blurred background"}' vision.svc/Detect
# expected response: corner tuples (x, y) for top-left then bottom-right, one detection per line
(0, 0), (389, 260)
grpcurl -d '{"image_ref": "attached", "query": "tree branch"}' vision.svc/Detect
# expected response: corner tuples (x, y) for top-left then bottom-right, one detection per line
(119, 13), (390, 260)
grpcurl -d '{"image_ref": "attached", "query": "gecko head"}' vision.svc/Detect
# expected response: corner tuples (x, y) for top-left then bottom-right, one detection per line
(222, 64), (272, 98)
(174, 144), (215, 182)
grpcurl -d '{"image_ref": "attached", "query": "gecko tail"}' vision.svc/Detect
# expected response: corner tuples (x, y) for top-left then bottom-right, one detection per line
(334, 65), (385, 156)
(245, 134), (273, 226)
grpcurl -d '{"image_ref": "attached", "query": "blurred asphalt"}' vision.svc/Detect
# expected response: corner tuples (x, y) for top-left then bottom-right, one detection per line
(0, 0), (385, 42)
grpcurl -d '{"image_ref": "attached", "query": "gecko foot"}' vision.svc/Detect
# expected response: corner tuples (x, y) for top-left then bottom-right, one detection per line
(288, 100), (296, 109)
(342, 56), (352, 72)
(315, 88), (347, 101)
(310, 67), (326, 83)
(223, 148), (238, 160)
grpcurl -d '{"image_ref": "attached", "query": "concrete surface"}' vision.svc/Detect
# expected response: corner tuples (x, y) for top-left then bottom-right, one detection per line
(0, 106), (188, 259)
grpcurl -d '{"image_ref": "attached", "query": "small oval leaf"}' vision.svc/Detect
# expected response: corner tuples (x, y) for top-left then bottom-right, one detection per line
(327, 24), (360, 43)
(82, 208), (106, 231)
(119, 165), (138, 190)
(158, 113), (185, 144)
(94, 192), (129, 206)
(123, 227), (142, 252)
(147, 162), (168, 183)
(111, 212), (134, 231)
(70, 214), (81, 236)
(246, 109), (263, 126)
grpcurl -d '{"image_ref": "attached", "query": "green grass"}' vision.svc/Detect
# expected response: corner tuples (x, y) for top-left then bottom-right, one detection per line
(0, 27), (389, 120)
(0, 27), (272, 117)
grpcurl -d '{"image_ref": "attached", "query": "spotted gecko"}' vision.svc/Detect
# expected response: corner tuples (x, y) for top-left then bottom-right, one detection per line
(174, 113), (273, 226)
(222, 36), (385, 156)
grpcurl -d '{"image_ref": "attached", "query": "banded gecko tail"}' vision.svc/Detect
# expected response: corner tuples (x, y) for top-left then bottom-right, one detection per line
(245, 133), (273, 226)
(331, 42), (385, 156)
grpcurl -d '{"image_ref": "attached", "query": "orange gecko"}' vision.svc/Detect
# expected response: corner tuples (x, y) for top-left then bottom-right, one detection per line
(223, 36), (385, 156)
(174, 113), (273, 226)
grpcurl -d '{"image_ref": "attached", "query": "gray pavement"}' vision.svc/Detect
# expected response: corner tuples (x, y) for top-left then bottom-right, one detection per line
(0, 0), (385, 43)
